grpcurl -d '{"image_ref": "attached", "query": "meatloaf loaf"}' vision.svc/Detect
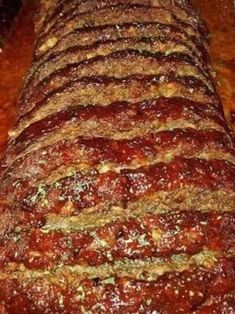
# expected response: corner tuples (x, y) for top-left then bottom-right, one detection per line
(0, 0), (235, 313)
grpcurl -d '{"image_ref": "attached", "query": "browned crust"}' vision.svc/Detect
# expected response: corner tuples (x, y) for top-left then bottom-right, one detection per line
(36, 4), (206, 55)
(38, 0), (203, 42)
(0, 211), (234, 270)
(32, 21), (209, 68)
(2, 128), (234, 186)
(13, 74), (219, 139)
(0, 258), (234, 313)
(5, 97), (225, 163)
(21, 36), (210, 104)
(8, 157), (235, 214)
(18, 50), (214, 118)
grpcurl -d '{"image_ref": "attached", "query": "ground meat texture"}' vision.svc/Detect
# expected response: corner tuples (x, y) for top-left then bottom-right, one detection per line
(36, 0), (204, 44)
(18, 50), (214, 119)
(0, 0), (234, 312)
(21, 36), (209, 104)
(35, 5), (206, 56)
(12, 76), (218, 138)
(0, 258), (234, 313)
(1, 128), (234, 186)
(30, 22), (209, 76)
(7, 157), (235, 214)
(5, 97), (225, 163)
(0, 211), (234, 270)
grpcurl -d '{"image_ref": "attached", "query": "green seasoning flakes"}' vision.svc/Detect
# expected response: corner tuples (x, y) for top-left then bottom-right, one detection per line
(138, 234), (150, 246)
(103, 277), (115, 285)
(29, 183), (48, 206)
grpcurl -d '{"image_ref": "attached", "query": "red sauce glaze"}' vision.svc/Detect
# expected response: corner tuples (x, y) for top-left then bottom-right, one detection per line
(0, 205), (46, 240)
(6, 96), (224, 161)
(0, 258), (234, 313)
(2, 128), (233, 185)
(15, 157), (235, 214)
(0, 211), (234, 269)
(194, 294), (235, 313)
(16, 72), (217, 129)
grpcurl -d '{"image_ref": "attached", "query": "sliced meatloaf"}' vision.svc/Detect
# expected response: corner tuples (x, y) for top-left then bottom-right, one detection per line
(0, 0), (234, 313)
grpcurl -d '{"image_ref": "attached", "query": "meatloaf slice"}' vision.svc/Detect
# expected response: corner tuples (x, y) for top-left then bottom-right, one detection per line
(12, 75), (217, 139)
(36, 5), (204, 57)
